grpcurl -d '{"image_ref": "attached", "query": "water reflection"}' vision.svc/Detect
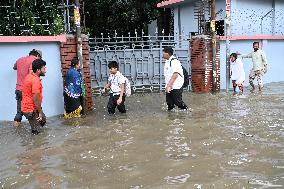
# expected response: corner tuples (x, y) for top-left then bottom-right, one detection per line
(165, 114), (191, 161)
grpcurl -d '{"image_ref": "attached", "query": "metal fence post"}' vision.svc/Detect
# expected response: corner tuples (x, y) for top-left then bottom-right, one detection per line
(211, 0), (217, 92)
(159, 42), (163, 91)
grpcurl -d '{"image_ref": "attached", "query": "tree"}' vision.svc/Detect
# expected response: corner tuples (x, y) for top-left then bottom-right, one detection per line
(83, 0), (161, 37)
(0, 0), (64, 36)
(0, 0), (167, 37)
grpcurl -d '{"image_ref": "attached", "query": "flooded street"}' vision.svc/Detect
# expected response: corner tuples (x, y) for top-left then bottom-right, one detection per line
(1, 82), (284, 189)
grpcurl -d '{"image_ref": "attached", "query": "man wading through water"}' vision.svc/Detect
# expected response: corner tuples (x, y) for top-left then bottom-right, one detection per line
(13, 49), (42, 127)
(21, 59), (47, 135)
(163, 47), (188, 111)
(241, 42), (268, 92)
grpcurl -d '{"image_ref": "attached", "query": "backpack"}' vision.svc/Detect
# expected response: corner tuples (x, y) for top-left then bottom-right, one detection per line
(124, 76), (132, 97)
(170, 58), (189, 88)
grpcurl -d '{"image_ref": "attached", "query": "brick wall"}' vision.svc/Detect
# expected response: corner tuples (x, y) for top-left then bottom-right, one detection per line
(60, 35), (93, 112)
(191, 35), (220, 92)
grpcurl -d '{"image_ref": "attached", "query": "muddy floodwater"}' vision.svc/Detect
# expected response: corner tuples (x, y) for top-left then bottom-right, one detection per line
(1, 82), (284, 189)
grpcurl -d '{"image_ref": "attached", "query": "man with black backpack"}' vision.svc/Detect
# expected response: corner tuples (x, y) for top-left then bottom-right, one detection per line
(163, 47), (188, 111)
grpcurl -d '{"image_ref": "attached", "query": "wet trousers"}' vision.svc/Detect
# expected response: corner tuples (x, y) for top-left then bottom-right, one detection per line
(14, 90), (23, 122)
(166, 89), (188, 111)
(23, 111), (46, 133)
(107, 94), (126, 114)
(249, 68), (266, 88)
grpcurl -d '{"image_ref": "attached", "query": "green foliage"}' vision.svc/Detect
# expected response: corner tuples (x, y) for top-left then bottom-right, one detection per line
(0, 0), (162, 36)
(84, 0), (161, 37)
(0, 0), (64, 35)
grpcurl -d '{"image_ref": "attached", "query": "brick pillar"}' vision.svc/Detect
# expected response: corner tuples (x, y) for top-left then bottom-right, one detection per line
(60, 34), (93, 112)
(191, 35), (220, 92)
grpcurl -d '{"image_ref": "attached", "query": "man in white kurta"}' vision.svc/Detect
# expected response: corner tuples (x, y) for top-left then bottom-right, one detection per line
(242, 42), (268, 92)
(230, 53), (245, 94)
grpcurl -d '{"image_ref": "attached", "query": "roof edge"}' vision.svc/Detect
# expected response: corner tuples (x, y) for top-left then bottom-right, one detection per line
(0, 34), (67, 43)
(157, 0), (185, 8)
(220, 35), (284, 41)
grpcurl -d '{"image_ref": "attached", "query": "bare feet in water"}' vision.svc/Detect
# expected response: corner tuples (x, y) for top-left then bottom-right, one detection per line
(13, 121), (21, 128)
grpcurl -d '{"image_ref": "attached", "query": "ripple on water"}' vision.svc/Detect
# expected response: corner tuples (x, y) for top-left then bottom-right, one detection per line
(164, 173), (191, 184)
(227, 155), (251, 166)
(130, 185), (143, 189)
(249, 178), (283, 188)
(118, 164), (137, 171)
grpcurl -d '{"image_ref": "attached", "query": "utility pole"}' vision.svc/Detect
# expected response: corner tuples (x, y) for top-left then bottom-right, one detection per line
(74, 0), (86, 114)
(225, 0), (231, 92)
(211, 0), (217, 92)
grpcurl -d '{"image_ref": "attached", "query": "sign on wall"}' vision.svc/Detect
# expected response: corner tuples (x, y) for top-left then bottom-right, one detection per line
(74, 5), (81, 28)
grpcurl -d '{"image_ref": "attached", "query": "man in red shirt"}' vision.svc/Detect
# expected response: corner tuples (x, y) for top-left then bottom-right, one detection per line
(13, 49), (42, 127)
(22, 59), (46, 135)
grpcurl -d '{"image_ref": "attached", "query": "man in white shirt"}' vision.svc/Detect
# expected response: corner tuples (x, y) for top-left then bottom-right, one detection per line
(230, 53), (245, 94)
(163, 47), (187, 111)
(241, 42), (268, 92)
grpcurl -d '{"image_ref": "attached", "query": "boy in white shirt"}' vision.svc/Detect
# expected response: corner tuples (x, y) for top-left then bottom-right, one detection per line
(163, 47), (188, 111)
(230, 53), (245, 94)
(102, 61), (126, 114)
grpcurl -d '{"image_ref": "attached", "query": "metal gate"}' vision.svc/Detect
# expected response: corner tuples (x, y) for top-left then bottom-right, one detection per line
(89, 30), (191, 95)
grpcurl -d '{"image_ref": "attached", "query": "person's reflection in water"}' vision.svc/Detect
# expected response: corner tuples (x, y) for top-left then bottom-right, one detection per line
(16, 130), (61, 188)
